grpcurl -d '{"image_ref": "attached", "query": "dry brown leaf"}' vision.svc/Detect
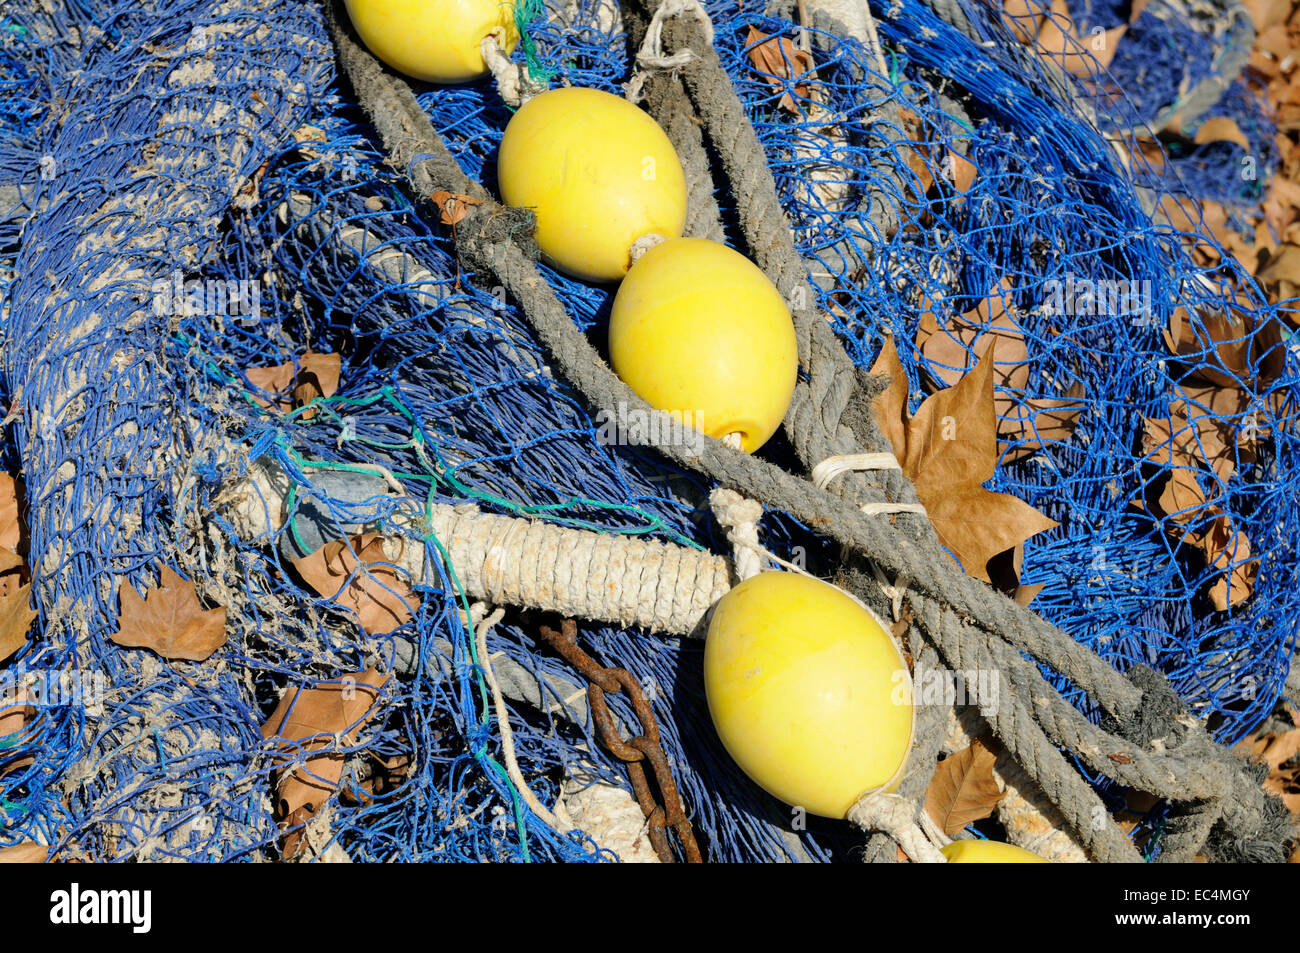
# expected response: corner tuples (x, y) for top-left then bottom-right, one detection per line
(246, 351), (341, 418)
(1193, 116), (1252, 152)
(1243, 0), (1292, 31)
(430, 190), (482, 227)
(1036, 0), (1127, 77)
(1002, 0), (1047, 43)
(0, 474), (20, 553)
(109, 567), (227, 662)
(0, 547), (27, 598)
(0, 842), (48, 863)
(916, 280), (1083, 459)
(1191, 515), (1258, 611)
(0, 583), (36, 665)
(946, 150), (979, 196)
(745, 27), (816, 114)
(925, 740), (1004, 837)
(998, 381), (1087, 462)
(291, 534), (420, 635)
(872, 339), (1058, 582)
(261, 667), (389, 818)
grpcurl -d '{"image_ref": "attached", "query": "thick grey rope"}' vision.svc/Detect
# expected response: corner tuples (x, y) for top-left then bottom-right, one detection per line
(624, 11), (726, 243)
(327, 0), (1285, 860)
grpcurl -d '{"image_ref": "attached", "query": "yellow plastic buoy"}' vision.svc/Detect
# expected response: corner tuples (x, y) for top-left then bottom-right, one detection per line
(941, 840), (1050, 863)
(608, 238), (798, 453)
(497, 88), (687, 281)
(704, 572), (913, 818)
(343, 0), (519, 84)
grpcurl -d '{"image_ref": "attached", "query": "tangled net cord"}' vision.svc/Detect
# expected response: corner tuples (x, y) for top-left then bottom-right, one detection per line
(324, 0), (1292, 863)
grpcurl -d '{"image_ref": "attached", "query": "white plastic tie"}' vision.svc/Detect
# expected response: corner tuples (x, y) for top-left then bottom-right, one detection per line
(812, 453), (927, 517)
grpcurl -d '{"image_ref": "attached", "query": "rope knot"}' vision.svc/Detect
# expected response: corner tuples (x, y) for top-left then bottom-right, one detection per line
(709, 487), (764, 582)
(635, 0), (715, 71)
(847, 789), (948, 863)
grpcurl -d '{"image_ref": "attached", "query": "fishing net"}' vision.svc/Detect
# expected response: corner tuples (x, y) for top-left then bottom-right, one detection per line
(0, 0), (1295, 862)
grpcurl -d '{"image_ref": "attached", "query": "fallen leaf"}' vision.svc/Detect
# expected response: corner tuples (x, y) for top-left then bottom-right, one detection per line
(0, 474), (20, 552)
(0, 547), (28, 598)
(925, 740), (1003, 837)
(261, 667), (389, 818)
(0, 842), (47, 863)
(1190, 514), (1258, 611)
(246, 351), (341, 419)
(1036, 0), (1127, 77)
(745, 27), (816, 114)
(872, 339), (1058, 582)
(0, 583), (36, 664)
(109, 568), (227, 662)
(291, 534), (420, 635)
(916, 280), (1083, 459)
(998, 381), (1087, 462)
(1243, 0), (1291, 30)
(1193, 116), (1252, 152)
(430, 190), (482, 227)
(1002, 0), (1048, 43)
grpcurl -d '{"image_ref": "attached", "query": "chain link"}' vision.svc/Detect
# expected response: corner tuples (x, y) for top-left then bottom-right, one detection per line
(538, 619), (702, 863)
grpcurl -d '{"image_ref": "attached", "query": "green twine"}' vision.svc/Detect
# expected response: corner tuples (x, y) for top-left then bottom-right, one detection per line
(512, 0), (556, 96)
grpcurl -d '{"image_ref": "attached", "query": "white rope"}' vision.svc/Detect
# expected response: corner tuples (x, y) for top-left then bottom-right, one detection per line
(628, 232), (667, 265)
(481, 33), (547, 109)
(847, 790), (948, 863)
(709, 487), (764, 582)
(635, 0), (715, 71)
(470, 602), (572, 833)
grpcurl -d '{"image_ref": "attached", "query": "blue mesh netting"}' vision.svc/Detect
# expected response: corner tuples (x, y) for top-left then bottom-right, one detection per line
(0, 0), (1295, 862)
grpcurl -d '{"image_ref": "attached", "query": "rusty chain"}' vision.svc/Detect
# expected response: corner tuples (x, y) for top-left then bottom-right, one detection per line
(538, 619), (702, 863)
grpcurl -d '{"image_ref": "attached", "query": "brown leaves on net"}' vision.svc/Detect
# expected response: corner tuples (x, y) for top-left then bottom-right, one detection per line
(261, 668), (389, 824)
(1236, 704), (1300, 818)
(1139, 399), (1260, 610)
(109, 567), (227, 662)
(0, 474), (20, 554)
(896, 108), (979, 204)
(0, 582), (37, 665)
(0, 842), (48, 863)
(291, 534), (420, 635)
(916, 279), (1085, 462)
(871, 337), (1058, 584)
(1034, 0), (1126, 78)
(745, 27), (815, 115)
(245, 351), (340, 419)
(925, 739), (1004, 837)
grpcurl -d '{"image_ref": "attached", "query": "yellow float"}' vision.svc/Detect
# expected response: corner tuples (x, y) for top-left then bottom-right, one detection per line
(343, 0), (519, 84)
(608, 237), (798, 453)
(497, 87), (687, 281)
(941, 840), (1050, 863)
(704, 572), (913, 818)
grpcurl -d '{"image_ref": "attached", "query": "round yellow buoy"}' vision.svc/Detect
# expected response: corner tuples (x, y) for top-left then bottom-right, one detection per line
(941, 840), (1050, 863)
(343, 0), (519, 84)
(497, 88), (687, 281)
(704, 572), (913, 819)
(608, 238), (798, 453)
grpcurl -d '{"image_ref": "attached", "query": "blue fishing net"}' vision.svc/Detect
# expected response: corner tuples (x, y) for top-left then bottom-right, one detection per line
(0, 0), (1295, 863)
